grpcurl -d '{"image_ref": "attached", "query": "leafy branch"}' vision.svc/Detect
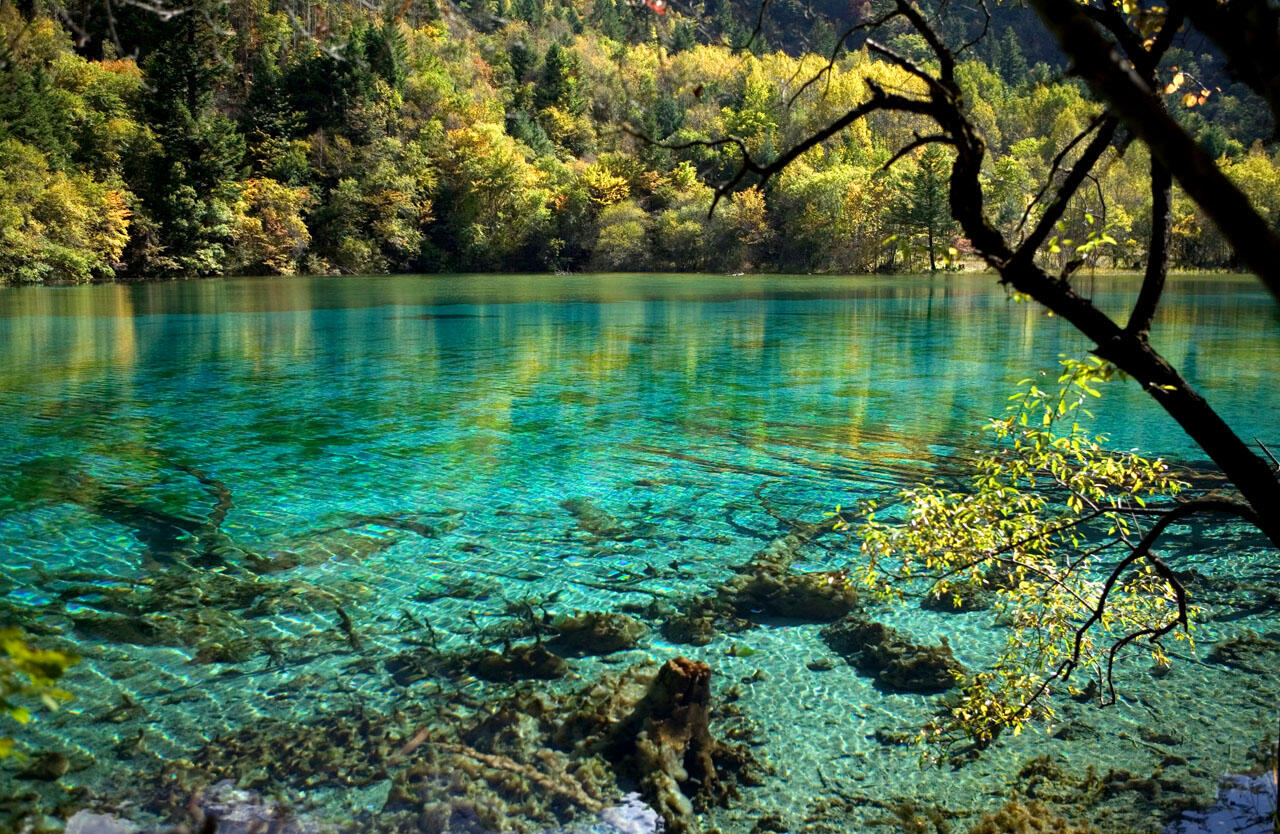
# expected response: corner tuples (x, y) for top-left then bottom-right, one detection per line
(1, 627), (77, 757)
(853, 358), (1211, 751)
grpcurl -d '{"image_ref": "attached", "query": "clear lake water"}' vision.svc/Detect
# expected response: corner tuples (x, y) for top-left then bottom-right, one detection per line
(0, 273), (1277, 833)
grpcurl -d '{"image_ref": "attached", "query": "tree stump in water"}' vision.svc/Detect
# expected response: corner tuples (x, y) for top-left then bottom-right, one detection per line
(607, 657), (718, 833)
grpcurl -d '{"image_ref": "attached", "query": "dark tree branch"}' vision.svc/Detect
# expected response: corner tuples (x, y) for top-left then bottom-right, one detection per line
(756, 85), (938, 176)
(865, 38), (946, 93)
(1028, 0), (1280, 304)
(882, 133), (954, 169)
(1126, 159), (1171, 338)
(1079, 2), (1145, 66)
(955, 0), (990, 58)
(892, 0), (955, 84)
(1141, 1), (1185, 80)
(786, 8), (902, 107)
(695, 82), (937, 214)
(1015, 114), (1110, 239)
(1181, 0), (1280, 132)
(1016, 117), (1117, 260)
(1258, 439), (1280, 472)
(1063, 498), (1261, 702)
(743, 0), (774, 50)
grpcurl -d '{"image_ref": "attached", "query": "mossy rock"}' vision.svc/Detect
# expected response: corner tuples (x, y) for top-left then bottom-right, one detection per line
(184, 705), (401, 793)
(71, 613), (174, 647)
(468, 643), (569, 682)
(661, 612), (719, 646)
(967, 799), (1100, 833)
(550, 611), (647, 656)
(724, 568), (858, 621)
(821, 615), (965, 693)
(920, 582), (993, 613)
(192, 637), (257, 664)
(560, 497), (629, 539)
(1205, 630), (1280, 675)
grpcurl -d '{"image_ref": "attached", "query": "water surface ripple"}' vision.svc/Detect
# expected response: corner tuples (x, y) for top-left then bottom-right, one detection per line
(0, 273), (1277, 832)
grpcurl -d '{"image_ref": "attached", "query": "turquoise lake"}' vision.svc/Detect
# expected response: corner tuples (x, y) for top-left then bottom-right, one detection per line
(0, 273), (1277, 832)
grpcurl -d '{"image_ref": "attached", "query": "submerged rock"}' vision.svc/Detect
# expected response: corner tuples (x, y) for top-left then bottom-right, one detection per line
(550, 611), (648, 656)
(722, 567), (858, 621)
(920, 582), (993, 613)
(184, 705), (400, 793)
(661, 508), (856, 644)
(561, 497), (630, 539)
(194, 780), (337, 834)
(1206, 630), (1280, 675)
(193, 637), (257, 664)
(70, 613), (171, 647)
(821, 614), (965, 693)
(660, 566), (854, 646)
(919, 565), (1018, 613)
(469, 643), (569, 682)
(661, 604), (725, 647)
(65, 811), (137, 834)
(967, 799), (1100, 833)
(17, 751), (70, 781)
(385, 647), (444, 687)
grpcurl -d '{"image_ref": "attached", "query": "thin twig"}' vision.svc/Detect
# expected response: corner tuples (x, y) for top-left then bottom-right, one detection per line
(1014, 114), (1110, 239)
(785, 8), (902, 107)
(955, 0), (991, 58)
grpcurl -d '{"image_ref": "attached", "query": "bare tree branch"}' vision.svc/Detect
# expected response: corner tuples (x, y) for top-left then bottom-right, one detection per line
(1063, 497), (1261, 702)
(743, 0), (773, 50)
(1079, 1), (1145, 66)
(1015, 113), (1111, 239)
(1126, 159), (1171, 338)
(1181, 0), (1280, 133)
(785, 7), (901, 107)
(1016, 117), (1117, 260)
(882, 132), (954, 169)
(1028, 0), (1280, 304)
(955, 0), (990, 58)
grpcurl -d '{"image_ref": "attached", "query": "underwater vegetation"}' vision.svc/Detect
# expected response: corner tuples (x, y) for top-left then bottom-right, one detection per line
(1, 441), (1278, 834)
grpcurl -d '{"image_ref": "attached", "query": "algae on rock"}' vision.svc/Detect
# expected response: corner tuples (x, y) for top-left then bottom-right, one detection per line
(821, 614), (965, 694)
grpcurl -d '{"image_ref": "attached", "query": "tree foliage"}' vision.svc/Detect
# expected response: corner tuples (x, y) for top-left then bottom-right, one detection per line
(0, 628), (77, 758)
(2, 0), (1278, 281)
(858, 358), (1191, 750)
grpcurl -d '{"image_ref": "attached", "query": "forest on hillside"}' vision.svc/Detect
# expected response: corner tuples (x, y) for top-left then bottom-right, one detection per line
(0, 0), (1276, 283)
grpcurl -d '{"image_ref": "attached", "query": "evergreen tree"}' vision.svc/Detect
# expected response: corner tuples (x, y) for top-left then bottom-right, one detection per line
(998, 27), (1029, 87)
(362, 20), (409, 91)
(537, 43), (585, 115)
(653, 92), (684, 139)
(890, 145), (956, 272)
(130, 12), (244, 276)
(670, 20), (697, 52)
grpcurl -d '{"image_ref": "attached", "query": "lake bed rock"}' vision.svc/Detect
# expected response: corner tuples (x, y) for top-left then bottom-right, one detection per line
(821, 614), (965, 693)
(550, 611), (648, 656)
